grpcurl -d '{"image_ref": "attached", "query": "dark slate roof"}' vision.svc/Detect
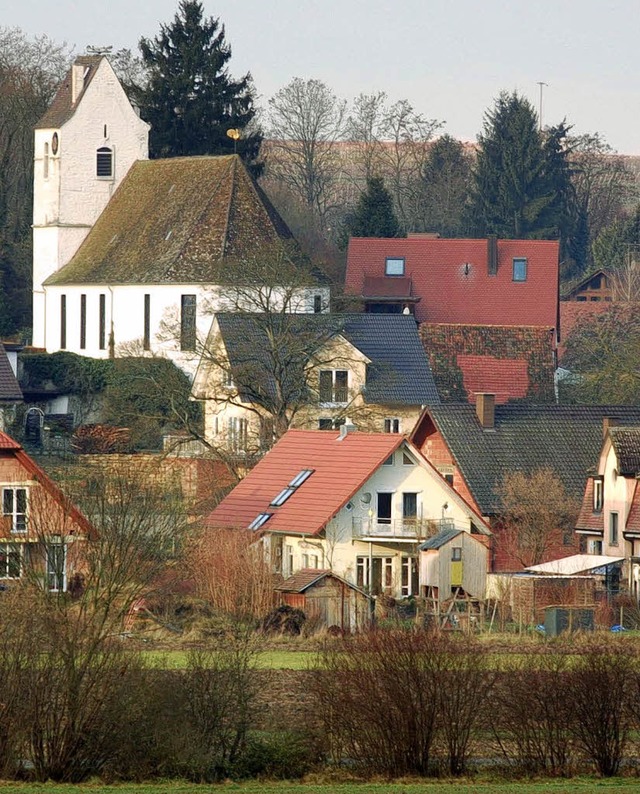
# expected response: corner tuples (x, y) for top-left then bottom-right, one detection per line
(424, 404), (640, 515)
(419, 528), (463, 550)
(0, 344), (22, 403)
(215, 313), (440, 407)
(46, 155), (293, 286)
(609, 428), (640, 476)
(36, 56), (102, 129)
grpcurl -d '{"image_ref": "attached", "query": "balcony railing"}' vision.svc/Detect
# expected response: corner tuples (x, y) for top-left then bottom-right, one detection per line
(352, 517), (454, 540)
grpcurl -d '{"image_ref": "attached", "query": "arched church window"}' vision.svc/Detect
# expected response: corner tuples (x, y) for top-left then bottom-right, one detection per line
(96, 147), (113, 178)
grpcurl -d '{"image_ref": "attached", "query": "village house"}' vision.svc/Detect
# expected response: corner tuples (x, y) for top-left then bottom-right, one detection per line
(32, 55), (324, 375)
(205, 427), (490, 600)
(191, 313), (440, 453)
(575, 423), (640, 598)
(0, 431), (93, 590)
(410, 397), (640, 570)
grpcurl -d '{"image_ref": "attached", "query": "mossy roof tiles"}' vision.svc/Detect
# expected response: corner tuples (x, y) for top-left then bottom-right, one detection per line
(35, 56), (102, 129)
(46, 155), (292, 286)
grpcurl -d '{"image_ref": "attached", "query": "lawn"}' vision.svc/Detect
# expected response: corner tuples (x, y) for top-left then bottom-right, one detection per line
(0, 780), (639, 793)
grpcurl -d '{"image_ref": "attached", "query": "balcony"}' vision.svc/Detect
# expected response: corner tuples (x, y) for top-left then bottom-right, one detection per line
(352, 517), (453, 540)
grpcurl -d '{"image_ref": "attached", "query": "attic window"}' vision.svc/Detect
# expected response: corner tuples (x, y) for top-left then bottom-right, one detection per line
(402, 453), (414, 466)
(385, 257), (405, 276)
(248, 513), (272, 530)
(270, 488), (295, 507)
(96, 146), (113, 179)
(593, 477), (604, 512)
(289, 469), (314, 488)
(512, 257), (527, 282)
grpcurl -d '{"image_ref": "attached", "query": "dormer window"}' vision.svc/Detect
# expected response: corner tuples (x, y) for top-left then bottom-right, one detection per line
(385, 257), (405, 276)
(319, 370), (348, 404)
(96, 146), (114, 179)
(593, 477), (604, 512)
(512, 257), (527, 282)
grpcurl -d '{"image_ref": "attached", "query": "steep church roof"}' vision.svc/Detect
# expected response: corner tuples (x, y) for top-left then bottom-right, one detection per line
(45, 155), (293, 286)
(35, 55), (103, 129)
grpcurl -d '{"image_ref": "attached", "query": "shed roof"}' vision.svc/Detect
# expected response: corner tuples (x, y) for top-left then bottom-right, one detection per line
(419, 528), (463, 550)
(45, 155), (293, 286)
(276, 568), (369, 596)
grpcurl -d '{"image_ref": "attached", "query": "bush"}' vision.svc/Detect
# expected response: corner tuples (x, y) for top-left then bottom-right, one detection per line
(234, 731), (321, 779)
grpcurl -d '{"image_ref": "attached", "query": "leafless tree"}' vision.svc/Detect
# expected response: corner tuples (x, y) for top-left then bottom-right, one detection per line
(497, 467), (580, 568)
(266, 78), (347, 222)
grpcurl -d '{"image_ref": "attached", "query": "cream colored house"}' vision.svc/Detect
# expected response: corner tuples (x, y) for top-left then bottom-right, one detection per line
(576, 424), (640, 596)
(205, 428), (490, 600)
(192, 313), (440, 453)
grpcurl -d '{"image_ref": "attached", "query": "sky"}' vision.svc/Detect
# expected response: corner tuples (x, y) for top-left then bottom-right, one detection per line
(2, 0), (640, 153)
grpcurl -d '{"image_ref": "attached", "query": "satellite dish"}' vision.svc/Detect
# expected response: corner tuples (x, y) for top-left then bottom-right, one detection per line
(360, 492), (372, 505)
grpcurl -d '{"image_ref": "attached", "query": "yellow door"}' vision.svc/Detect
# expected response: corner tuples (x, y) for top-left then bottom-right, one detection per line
(451, 547), (463, 586)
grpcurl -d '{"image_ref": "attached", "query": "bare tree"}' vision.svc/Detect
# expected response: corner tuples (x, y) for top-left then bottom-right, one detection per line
(266, 78), (347, 222)
(497, 467), (580, 568)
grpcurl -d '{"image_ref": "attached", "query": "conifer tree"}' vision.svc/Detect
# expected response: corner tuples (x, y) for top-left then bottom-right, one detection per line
(345, 177), (402, 239)
(468, 91), (567, 239)
(136, 1), (262, 169)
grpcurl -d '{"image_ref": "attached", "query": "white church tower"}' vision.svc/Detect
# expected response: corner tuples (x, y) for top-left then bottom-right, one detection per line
(32, 55), (149, 347)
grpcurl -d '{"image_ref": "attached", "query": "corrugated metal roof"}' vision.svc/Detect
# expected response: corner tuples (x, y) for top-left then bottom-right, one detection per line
(526, 554), (624, 575)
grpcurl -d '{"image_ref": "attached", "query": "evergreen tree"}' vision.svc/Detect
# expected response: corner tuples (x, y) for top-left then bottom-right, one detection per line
(468, 91), (567, 239)
(135, 1), (262, 170)
(418, 135), (473, 237)
(345, 177), (402, 240)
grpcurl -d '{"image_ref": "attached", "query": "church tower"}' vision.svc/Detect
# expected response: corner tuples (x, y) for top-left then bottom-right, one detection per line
(32, 55), (149, 347)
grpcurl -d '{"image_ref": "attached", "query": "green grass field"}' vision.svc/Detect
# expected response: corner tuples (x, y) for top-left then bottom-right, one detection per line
(0, 780), (639, 793)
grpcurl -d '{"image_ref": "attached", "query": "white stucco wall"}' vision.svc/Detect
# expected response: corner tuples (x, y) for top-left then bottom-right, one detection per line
(601, 443), (636, 557)
(32, 57), (149, 347)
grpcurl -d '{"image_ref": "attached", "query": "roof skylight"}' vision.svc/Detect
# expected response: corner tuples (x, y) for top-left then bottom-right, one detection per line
(270, 487), (295, 507)
(289, 469), (314, 488)
(248, 513), (272, 530)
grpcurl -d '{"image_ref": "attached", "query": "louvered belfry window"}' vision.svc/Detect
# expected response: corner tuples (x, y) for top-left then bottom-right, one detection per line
(96, 146), (113, 178)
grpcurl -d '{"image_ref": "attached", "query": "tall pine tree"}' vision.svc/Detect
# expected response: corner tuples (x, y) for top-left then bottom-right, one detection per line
(468, 91), (569, 239)
(345, 177), (402, 240)
(136, 1), (262, 170)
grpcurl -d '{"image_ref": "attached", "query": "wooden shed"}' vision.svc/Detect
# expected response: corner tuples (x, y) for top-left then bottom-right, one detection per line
(419, 528), (487, 603)
(276, 569), (372, 631)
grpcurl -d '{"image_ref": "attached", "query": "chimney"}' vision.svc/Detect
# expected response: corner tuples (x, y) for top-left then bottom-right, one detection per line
(475, 393), (495, 429)
(338, 422), (357, 441)
(603, 416), (619, 438)
(487, 235), (498, 275)
(71, 62), (88, 104)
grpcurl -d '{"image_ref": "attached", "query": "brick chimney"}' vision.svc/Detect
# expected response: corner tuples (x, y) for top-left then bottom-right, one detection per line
(603, 416), (619, 438)
(476, 393), (495, 429)
(487, 235), (498, 275)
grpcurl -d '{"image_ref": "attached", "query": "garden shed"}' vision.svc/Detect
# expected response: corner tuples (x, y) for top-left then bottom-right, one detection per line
(419, 528), (487, 602)
(275, 569), (372, 631)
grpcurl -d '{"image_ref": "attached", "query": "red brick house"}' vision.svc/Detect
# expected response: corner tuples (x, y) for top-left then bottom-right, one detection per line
(0, 431), (93, 590)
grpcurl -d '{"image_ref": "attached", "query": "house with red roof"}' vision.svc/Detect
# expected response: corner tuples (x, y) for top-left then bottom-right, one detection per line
(345, 235), (559, 328)
(576, 424), (640, 599)
(345, 235), (560, 404)
(205, 427), (490, 599)
(0, 431), (93, 590)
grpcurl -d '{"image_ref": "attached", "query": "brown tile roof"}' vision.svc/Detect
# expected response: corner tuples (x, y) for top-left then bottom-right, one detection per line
(457, 354), (529, 405)
(46, 155), (293, 286)
(625, 482), (640, 533)
(362, 276), (414, 298)
(35, 56), (102, 129)
(609, 427), (640, 476)
(275, 568), (367, 595)
(576, 478), (605, 533)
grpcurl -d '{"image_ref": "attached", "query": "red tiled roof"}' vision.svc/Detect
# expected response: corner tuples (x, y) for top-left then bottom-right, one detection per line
(626, 481), (640, 533)
(0, 431), (21, 450)
(205, 429), (406, 536)
(558, 301), (609, 360)
(576, 478), (605, 533)
(362, 276), (414, 298)
(457, 354), (529, 405)
(346, 238), (559, 327)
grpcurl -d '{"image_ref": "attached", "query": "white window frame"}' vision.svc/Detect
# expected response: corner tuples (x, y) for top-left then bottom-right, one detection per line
(593, 477), (604, 512)
(2, 487), (27, 534)
(401, 556), (418, 596)
(227, 417), (248, 452)
(319, 369), (349, 405)
(384, 417), (401, 433)
(96, 146), (114, 179)
(0, 543), (22, 579)
(512, 257), (527, 282)
(46, 537), (66, 592)
(609, 511), (619, 546)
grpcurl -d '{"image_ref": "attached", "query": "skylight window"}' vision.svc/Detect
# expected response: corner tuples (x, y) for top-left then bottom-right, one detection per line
(289, 469), (314, 488)
(248, 513), (272, 530)
(270, 488), (295, 507)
